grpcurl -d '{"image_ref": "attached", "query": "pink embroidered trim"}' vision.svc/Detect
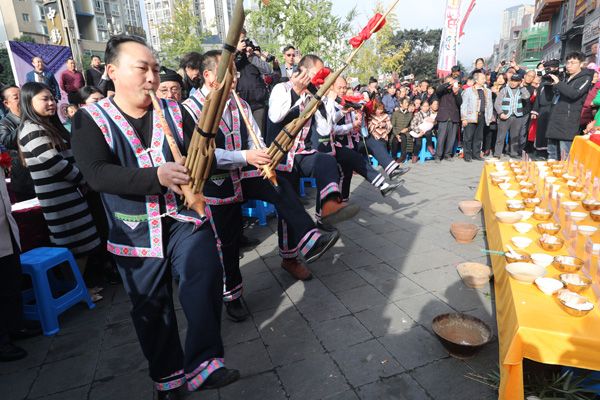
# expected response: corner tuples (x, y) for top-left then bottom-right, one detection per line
(279, 219), (298, 259)
(319, 182), (340, 201)
(155, 369), (185, 391)
(384, 161), (399, 174)
(223, 283), (243, 302)
(186, 358), (225, 391)
(299, 228), (322, 257)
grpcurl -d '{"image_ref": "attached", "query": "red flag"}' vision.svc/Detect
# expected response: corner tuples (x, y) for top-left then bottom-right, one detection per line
(311, 67), (331, 87)
(349, 13), (387, 48)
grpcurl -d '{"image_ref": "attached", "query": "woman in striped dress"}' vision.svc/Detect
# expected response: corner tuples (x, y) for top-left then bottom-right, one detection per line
(18, 82), (103, 300)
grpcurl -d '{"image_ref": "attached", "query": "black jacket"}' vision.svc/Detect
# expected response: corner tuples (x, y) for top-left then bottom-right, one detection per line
(546, 70), (593, 141)
(235, 53), (268, 111)
(0, 112), (35, 200)
(435, 83), (462, 123)
(85, 66), (104, 87)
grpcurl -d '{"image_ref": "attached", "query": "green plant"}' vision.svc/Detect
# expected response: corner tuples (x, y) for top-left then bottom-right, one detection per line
(466, 367), (600, 400)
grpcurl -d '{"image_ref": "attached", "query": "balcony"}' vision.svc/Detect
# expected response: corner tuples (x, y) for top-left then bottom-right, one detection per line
(534, 0), (563, 23)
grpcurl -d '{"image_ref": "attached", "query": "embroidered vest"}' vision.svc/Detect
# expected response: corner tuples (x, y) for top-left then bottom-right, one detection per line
(335, 111), (360, 149)
(183, 90), (258, 205)
(83, 98), (204, 258)
(501, 88), (524, 117)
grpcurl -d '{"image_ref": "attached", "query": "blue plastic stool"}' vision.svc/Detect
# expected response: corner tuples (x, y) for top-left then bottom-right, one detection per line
(242, 200), (276, 226)
(418, 137), (437, 163)
(299, 177), (317, 197)
(369, 156), (378, 167)
(20, 247), (95, 336)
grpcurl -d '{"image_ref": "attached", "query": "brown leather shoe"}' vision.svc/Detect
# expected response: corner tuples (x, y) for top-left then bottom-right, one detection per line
(321, 199), (360, 226)
(281, 258), (312, 281)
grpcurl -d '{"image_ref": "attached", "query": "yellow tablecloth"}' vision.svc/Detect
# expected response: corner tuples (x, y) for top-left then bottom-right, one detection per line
(475, 144), (600, 400)
(570, 136), (600, 178)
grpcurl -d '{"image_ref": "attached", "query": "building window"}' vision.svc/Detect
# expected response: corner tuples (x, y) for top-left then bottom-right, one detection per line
(22, 13), (30, 22)
(110, 3), (120, 15)
(96, 16), (107, 29)
(42, 25), (49, 35)
(94, 0), (104, 12)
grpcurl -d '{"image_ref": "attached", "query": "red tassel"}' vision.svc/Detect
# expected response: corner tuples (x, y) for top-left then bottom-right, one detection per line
(349, 13), (387, 48)
(310, 67), (331, 87)
(342, 95), (365, 104)
(0, 151), (12, 169)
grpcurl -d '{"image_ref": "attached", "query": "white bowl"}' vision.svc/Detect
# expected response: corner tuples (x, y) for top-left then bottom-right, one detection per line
(513, 223), (533, 234)
(491, 171), (509, 178)
(517, 211), (533, 221)
(545, 177), (558, 184)
(504, 190), (519, 199)
(561, 201), (579, 211)
(578, 225), (598, 237)
(498, 183), (511, 191)
(569, 212), (588, 222)
(506, 262), (546, 283)
(531, 253), (554, 268)
(511, 236), (533, 249)
(495, 211), (523, 224)
(535, 277), (564, 295)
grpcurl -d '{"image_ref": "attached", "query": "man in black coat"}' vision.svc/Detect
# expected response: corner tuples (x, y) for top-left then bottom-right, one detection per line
(531, 59), (560, 159)
(84, 55), (104, 87)
(545, 51), (592, 160)
(434, 76), (462, 162)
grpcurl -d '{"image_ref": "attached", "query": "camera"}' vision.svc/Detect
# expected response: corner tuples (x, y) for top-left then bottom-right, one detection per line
(243, 38), (253, 48)
(265, 54), (275, 63)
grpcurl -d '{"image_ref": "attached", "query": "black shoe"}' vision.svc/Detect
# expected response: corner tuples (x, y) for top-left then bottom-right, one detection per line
(316, 221), (337, 232)
(154, 387), (182, 400)
(380, 181), (404, 197)
(472, 156), (484, 161)
(304, 229), (340, 264)
(225, 298), (249, 322)
(0, 343), (27, 362)
(200, 367), (240, 390)
(10, 326), (42, 341)
(388, 165), (410, 180)
(239, 234), (260, 249)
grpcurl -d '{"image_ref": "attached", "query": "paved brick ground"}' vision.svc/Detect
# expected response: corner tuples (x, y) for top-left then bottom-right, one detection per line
(1, 159), (499, 400)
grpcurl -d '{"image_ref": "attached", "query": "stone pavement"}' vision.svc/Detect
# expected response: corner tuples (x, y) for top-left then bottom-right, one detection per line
(1, 158), (500, 400)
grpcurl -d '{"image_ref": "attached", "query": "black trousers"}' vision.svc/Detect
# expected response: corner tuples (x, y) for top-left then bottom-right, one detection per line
(463, 114), (485, 160)
(0, 235), (23, 345)
(436, 121), (458, 160)
(356, 136), (398, 175)
(114, 220), (223, 391)
(483, 123), (497, 152)
(413, 132), (434, 155)
(208, 176), (319, 301)
(335, 146), (383, 201)
(279, 153), (341, 218)
(495, 116), (526, 157)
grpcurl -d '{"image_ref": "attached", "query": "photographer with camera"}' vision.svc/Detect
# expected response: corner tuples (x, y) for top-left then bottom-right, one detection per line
(530, 59), (560, 158)
(545, 51), (592, 160)
(236, 29), (273, 134)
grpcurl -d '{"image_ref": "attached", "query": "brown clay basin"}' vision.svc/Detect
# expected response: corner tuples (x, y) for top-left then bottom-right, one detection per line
(450, 222), (479, 244)
(432, 313), (493, 359)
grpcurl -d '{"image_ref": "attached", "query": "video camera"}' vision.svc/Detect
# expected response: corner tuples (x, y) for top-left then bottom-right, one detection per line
(243, 38), (275, 62)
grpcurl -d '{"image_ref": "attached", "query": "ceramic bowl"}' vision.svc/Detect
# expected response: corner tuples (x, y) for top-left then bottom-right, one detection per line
(504, 249), (531, 264)
(556, 290), (594, 317)
(506, 200), (525, 212)
(553, 255), (584, 273)
(456, 263), (492, 289)
(511, 236), (533, 249)
(534, 277), (563, 295)
(582, 199), (600, 212)
(516, 174), (527, 182)
(591, 210), (600, 222)
(524, 198), (541, 209)
(521, 188), (537, 199)
(505, 262), (546, 283)
(458, 200), (483, 216)
(517, 211), (533, 221)
(559, 273), (592, 294)
(531, 253), (554, 268)
(519, 181), (535, 190)
(495, 212), (522, 224)
(578, 225), (597, 237)
(562, 173), (577, 181)
(552, 169), (566, 177)
(545, 176), (558, 184)
(492, 176), (510, 186)
(513, 222), (533, 234)
(490, 171), (509, 179)
(498, 182), (511, 191)
(561, 201), (579, 211)
(536, 222), (561, 235)
(533, 208), (553, 221)
(432, 313), (493, 358)
(450, 222), (479, 244)
(569, 191), (586, 201)
(568, 211), (588, 222)
(567, 181), (584, 192)
(539, 235), (564, 252)
(504, 190), (519, 199)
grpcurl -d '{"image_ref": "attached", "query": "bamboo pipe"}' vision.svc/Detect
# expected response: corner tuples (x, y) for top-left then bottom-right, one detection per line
(147, 90), (206, 217)
(230, 91), (278, 186)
